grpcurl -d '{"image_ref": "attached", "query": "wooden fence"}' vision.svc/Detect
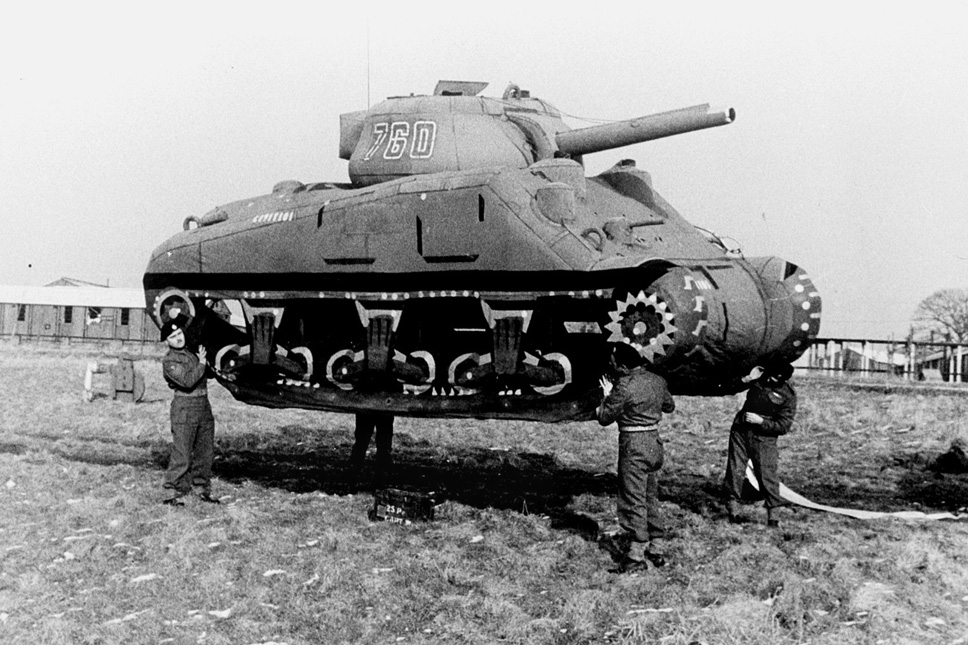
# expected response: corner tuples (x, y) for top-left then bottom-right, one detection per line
(800, 337), (968, 382)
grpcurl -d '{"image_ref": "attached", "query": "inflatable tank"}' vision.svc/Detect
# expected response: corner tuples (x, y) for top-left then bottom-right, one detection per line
(144, 81), (821, 421)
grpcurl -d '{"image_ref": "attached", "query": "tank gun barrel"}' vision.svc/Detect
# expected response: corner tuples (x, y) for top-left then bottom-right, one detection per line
(555, 104), (735, 157)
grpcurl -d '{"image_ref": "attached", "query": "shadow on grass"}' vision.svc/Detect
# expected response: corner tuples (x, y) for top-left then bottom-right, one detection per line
(4, 424), (965, 519)
(0, 426), (615, 539)
(11, 426), (610, 516)
(785, 450), (968, 513)
(897, 471), (968, 512)
(203, 426), (617, 517)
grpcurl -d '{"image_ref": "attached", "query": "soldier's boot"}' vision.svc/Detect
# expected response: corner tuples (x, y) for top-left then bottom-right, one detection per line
(198, 490), (221, 504)
(163, 492), (187, 506)
(613, 540), (651, 574)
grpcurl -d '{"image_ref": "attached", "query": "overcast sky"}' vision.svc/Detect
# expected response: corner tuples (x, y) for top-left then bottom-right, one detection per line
(2, 2), (966, 340)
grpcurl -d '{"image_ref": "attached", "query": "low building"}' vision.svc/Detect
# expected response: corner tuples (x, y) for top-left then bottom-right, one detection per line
(0, 283), (159, 344)
(800, 339), (909, 376)
(839, 343), (908, 376)
(915, 346), (968, 382)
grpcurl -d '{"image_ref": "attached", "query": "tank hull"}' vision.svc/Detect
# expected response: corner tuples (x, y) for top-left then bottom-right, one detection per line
(145, 162), (820, 421)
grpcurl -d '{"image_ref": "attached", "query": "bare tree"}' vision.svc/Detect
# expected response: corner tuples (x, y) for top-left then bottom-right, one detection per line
(913, 289), (968, 342)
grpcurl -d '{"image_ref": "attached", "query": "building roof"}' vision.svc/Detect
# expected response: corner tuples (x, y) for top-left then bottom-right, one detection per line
(0, 285), (147, 308)
(919, 348), (967, 363)
(45, 277), (110, 288)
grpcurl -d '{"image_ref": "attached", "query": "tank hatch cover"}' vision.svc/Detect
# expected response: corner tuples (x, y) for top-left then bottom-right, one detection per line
(434, 80), (489, 96)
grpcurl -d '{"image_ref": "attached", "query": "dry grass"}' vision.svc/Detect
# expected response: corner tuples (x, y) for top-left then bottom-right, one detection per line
(0, 341), (966, 644)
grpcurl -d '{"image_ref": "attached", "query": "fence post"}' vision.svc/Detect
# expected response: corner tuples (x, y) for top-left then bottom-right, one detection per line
(907, 340), (915, 380)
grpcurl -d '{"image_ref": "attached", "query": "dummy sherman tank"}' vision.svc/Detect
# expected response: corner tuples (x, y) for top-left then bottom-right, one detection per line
(144, 81), (821, 421)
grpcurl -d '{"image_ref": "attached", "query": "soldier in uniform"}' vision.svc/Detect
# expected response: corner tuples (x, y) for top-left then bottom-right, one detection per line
(597, 345), (676, 573)
(724, 362), (797, 527)
(160, 316), (220, 506)
(348, 412), (394, 489)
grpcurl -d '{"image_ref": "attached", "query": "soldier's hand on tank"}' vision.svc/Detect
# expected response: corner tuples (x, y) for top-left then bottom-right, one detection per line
(599, 376), (613, 397)
(198, 346), (208, 363)
(741, 366), (764, 383)
(745, 412), (764, 424)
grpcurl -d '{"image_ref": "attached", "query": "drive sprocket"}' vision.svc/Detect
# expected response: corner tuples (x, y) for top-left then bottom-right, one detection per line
(605, 291), (678, 363)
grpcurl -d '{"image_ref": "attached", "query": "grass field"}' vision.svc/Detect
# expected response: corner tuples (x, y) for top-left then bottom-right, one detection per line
(0, 342), (966, 644)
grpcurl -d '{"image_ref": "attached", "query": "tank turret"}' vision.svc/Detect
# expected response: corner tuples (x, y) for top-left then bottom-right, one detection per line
(340, 82), (733, 186)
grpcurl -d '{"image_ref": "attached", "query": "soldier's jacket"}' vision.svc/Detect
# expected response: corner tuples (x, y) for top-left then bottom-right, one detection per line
(597, 368), (675, 429)
(163, 348), (209, 397)
(733, 380), (796, 437)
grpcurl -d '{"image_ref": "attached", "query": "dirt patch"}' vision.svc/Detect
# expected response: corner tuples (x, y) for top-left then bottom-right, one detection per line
(0, 441), (27, 456)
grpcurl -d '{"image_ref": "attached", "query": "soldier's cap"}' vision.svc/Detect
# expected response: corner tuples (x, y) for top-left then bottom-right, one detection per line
(610, 342), (645, 371)
(764, 361), (795, 382)
(160, 314), (190, 341)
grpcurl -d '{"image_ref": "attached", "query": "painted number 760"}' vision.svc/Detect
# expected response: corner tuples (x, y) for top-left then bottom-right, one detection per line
(363, 121), (438, 161)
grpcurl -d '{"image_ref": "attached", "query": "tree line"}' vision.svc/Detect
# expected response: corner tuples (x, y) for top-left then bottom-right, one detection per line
(913, 289), (968, 343)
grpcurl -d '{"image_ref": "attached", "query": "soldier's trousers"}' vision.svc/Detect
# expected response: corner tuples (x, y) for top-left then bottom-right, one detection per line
(165, 396), (215, 494)
(617, 430), (665, 544)
(350, 413), (394, 484)
(724, 425), (785, 509)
